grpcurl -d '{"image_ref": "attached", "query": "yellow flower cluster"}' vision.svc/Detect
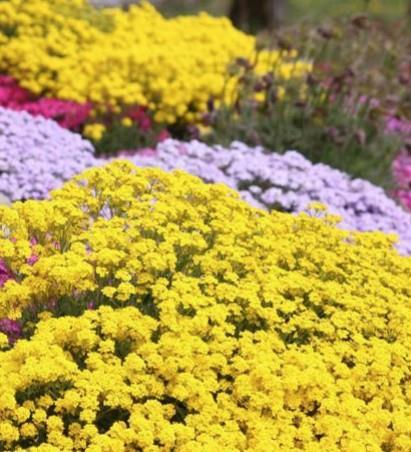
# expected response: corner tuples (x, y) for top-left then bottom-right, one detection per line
(83, 123), (107, 141)
(0, 0), (310, 124)
(1, 161), (411, 450)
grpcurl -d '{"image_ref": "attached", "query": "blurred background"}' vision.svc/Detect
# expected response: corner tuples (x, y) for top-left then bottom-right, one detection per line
(96, 0), (411, 29)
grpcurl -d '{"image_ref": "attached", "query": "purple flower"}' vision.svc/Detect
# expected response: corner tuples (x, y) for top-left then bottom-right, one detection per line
(2, 106), (411, 255)
(0, 318), (22, 344)
(125, 139), (411, 254)
(0, 260), (12, 287)
(0, 107), (96, 201)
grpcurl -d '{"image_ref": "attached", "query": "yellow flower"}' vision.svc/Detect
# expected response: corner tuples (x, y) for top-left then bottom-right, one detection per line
(121, 117), (133, 127)
(20, 422), (37, 438)
(15, 407), (30, 424)
(0, 161), (409, 450)
(102, 286), (117, 298)
(0, 1), (310, 125)
(0, 422), (19, 443)
(0, 333), (8, 350)
(83, 123), (106, 141)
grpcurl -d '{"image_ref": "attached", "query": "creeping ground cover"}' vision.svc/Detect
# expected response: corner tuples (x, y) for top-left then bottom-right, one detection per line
(2, 105), (411, 254)
(0, 107), (95, 201)
(0, 162), (411, 450)
(127, 139), (411, 255)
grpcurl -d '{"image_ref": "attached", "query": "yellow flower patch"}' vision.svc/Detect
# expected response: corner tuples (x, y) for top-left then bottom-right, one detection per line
(0, 161), (410, 449)
(0, 0), (310, 124)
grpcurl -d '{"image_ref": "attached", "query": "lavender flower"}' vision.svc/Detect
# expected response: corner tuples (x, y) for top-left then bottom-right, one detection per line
(0, 107), (96, 201)
(127, 139), (411, 254)
(1, 106), (411, 254)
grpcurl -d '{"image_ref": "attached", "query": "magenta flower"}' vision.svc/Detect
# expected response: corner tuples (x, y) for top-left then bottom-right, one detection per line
(22, 98), (92, 130)
(388, 115), (411, 211)
(386, 116), (411, 136)
(0, 260), (12, 287)
(0, 75), (31, 104)
(128, 106), (152, 132)
(392, 152), (411, 189)
(0, 318), (22, 344)
(0, 76), (91, 130)
(156, 129), (171, 142)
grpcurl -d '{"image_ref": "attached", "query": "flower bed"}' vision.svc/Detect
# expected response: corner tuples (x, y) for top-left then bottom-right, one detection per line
(0, 0), (309, 127)
(0, 107), (95, 201)
(0, 161), (410, 450)
(0, 6), (410, 450)
(0, 75), (91, 130)
(1, 107), (411, 253)
(125, 139), (411, 254)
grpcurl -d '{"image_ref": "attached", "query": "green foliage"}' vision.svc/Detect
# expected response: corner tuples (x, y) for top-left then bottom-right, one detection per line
(92, 121), (166, 156)
(203, 15), (410, 188)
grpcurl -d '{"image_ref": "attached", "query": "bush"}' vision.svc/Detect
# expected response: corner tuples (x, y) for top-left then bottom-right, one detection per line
(0, 0), (309, 127)
(0, 161), (411, 450)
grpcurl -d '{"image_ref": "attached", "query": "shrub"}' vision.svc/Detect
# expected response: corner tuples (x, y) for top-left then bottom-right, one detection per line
(0, 0), (309, 126)
(0, 161), (411, 450)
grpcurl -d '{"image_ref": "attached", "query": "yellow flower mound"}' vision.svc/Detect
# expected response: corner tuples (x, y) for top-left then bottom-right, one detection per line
(1, 161), (411, 450)
(0, 0), (310, 124)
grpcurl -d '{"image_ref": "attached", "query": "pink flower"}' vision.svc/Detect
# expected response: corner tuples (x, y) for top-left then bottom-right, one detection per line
(0, 75), (31, 105)
(128, 106), (152, 132)
(394, 189), (411, 211)
(0, 76), (91, 130)
(386, 116), (411, 136)
(156, 129), (170, 143)
(22, 98), (92, 130)
(393, 152), (411, 186)
(0, 260), (12, 287)
(0, 318), (22, 344)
